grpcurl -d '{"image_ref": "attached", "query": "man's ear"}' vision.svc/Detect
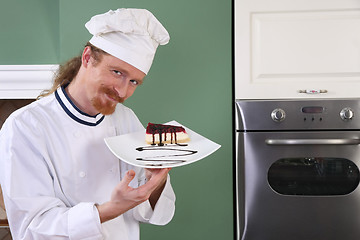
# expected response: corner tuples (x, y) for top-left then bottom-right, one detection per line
(82, 46), (92, 67)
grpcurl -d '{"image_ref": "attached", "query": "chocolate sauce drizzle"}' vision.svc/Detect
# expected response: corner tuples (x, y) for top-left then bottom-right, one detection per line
(135, 145), (198, 161)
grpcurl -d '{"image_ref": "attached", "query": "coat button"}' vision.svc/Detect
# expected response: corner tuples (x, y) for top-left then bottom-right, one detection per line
(73, 131), (81, 138)
(79, 171), (86, 178)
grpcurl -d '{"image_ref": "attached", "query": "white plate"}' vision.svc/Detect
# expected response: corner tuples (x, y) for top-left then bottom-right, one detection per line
(104, 120), (221, 168)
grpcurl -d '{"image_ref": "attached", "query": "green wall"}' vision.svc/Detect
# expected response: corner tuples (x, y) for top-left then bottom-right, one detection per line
(1, 0), (233, 239)
(0, 0), (59, 64)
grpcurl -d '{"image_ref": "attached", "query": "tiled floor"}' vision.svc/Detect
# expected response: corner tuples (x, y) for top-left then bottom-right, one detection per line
(0, 99), (34, 239)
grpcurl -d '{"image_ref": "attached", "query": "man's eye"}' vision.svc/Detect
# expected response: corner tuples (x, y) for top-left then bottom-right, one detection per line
(113, 70), (122, 75)
(130, 80), (139, 85)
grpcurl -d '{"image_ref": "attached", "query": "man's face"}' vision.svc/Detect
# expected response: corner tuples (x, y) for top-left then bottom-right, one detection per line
(85, 51), (146, 115)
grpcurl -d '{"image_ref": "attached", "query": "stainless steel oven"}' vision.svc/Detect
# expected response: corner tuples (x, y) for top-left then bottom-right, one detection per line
(235, 99), (360, 240)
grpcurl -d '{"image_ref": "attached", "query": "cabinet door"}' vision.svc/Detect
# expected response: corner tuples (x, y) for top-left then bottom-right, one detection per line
(235, 0), (360, 99)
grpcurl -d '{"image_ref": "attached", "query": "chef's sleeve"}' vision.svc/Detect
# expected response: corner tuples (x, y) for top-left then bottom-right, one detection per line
(132, 174), (176, 225)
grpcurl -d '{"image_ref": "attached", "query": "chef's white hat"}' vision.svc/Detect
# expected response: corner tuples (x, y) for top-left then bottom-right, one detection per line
(85, 8), (170, 74)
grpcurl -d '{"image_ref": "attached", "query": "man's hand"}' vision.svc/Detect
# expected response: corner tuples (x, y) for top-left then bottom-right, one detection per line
(96, 168), (171, 223)
(145, 168), (171, 209)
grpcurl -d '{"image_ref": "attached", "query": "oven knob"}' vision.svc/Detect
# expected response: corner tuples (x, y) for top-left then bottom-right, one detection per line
(271, 108), (286, 122)
(340, 107), (354, 121)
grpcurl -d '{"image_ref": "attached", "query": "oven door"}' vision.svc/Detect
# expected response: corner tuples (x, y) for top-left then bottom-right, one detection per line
(237, 131), (360, 240)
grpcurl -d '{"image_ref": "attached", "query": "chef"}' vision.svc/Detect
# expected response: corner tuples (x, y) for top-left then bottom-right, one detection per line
(0, 8), (175, 240)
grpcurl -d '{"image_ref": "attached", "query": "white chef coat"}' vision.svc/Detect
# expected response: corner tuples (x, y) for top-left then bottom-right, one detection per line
(0, 86), (175, 240)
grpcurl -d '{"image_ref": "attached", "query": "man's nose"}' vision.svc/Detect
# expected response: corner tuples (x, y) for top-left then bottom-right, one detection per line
(114, 79), (129, 98)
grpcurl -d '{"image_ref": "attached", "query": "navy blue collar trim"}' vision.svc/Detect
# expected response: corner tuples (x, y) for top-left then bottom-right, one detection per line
(55, 86), (105, 126)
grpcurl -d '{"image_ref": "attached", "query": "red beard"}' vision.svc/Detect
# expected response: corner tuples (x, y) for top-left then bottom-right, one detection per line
(92, 86), (125, 115)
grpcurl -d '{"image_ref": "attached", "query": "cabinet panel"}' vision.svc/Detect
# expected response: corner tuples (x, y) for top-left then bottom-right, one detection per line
(235, 0), (360, 99)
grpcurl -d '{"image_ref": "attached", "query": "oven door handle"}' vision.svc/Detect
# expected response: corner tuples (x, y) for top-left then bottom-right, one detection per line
(265, 138), (360, 145)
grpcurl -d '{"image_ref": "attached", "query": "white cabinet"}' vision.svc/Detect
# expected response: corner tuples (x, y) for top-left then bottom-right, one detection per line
(235, 0), (360, 99)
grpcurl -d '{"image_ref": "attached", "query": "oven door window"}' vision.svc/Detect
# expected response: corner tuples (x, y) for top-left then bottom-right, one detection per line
(268, 157), (360, 196)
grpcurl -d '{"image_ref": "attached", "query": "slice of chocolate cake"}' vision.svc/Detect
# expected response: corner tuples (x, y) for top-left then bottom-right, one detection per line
(146, 123), (190, 146)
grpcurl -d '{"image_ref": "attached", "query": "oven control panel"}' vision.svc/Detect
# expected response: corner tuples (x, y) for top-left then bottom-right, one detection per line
(271, 107), (355, 122)
(236, 99), (360, 130)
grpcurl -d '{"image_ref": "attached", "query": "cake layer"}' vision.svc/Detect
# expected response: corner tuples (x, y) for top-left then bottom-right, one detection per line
(146, 132), (189, 144)
(146, 123), (190, 145)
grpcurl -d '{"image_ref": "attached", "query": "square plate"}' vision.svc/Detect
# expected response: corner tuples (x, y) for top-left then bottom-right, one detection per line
(104, 120), (221, 168)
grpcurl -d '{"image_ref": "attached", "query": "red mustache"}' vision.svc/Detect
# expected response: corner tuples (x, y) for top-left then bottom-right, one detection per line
(101, 86), (125, 103)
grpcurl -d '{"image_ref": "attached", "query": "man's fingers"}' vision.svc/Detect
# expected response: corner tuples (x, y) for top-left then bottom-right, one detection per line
(121, 170), (136, 186)
(146, 167), (171, 177)
(116, 168), (169, 200)
(142, 168), (169, 190)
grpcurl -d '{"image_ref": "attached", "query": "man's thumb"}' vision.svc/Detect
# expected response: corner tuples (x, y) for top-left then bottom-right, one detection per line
(123, 170), (136, 184)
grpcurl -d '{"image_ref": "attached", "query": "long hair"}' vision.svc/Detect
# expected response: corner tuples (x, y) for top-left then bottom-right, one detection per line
(37, 42), (108, 99)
